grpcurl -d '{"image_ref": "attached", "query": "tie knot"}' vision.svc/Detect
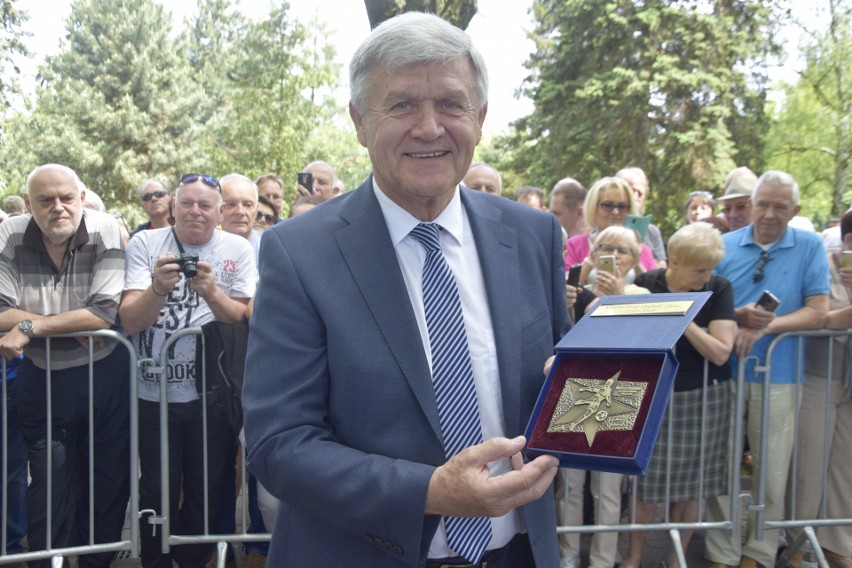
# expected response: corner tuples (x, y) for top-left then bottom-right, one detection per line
(410, 223), (442, 254)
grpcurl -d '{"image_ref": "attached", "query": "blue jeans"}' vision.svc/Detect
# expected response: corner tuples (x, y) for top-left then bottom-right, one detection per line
(1, 374), (28, 554)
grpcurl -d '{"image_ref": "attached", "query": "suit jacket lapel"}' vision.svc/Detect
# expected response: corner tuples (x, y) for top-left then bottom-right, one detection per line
(461, 192), (523, 436)
(333, 180), (443, 441)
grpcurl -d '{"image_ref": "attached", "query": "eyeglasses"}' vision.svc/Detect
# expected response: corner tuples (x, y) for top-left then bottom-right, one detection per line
(753, 250), (773, 283)
(597, 243), (633, 256)
(599, 201), (630, 213)
(179, 173), (220, 192)
(141, 190), (168, 202)
(256, 212), (277, 225)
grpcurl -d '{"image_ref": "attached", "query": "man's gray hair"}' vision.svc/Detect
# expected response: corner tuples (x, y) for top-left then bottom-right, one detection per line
(756, 170), (800, 205)
(138, 179), (171, 199)
(349, 12), (489, 114)
(25, 164), (82, 196)
(219, 173), (259, 198)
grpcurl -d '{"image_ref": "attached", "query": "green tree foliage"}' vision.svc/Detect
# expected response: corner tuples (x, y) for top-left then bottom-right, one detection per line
(0, 0), (29, 118)
(506, 0), (783, 236)
(198, 5), (340, 197)
(1, 0), (203, 207)
(766, 0), (851, 220)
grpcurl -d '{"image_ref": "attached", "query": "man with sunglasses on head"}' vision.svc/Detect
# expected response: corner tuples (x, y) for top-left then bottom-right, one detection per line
(131, 179), (173, 238)
(705, 171), (828, 568)
(120, 173), (257, 568)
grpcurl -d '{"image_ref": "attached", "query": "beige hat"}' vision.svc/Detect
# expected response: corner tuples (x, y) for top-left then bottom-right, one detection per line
(717, 170), (757, 202)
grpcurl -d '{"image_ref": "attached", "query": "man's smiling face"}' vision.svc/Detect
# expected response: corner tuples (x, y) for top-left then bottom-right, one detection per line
(350, 58), (486, 219)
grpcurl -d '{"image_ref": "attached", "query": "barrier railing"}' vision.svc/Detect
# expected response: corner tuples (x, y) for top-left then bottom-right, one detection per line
(4, 329), (850, 567)
(0, 330), (139, 567)
(555, 329), (852, 567)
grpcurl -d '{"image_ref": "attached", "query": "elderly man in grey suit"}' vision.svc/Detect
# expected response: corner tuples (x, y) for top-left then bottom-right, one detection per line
(243, 12), (568, 568)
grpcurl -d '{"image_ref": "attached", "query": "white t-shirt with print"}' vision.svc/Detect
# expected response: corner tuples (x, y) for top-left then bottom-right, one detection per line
(124, 227), (256, 402)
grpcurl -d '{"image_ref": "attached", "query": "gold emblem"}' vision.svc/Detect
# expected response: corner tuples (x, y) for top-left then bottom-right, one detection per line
(590, 301), (693, 317)
(547, 371), (647, 446)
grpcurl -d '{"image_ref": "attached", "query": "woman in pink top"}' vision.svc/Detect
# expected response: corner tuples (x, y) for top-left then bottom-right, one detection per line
(565, 176), (657, 284)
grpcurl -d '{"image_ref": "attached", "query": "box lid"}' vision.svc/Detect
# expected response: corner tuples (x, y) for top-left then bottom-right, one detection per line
(557, 291), (712, 353)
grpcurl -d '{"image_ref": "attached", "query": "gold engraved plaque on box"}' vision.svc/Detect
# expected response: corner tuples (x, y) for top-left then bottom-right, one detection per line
(590, 301), (694, 317)
(547, 371), (648, 446)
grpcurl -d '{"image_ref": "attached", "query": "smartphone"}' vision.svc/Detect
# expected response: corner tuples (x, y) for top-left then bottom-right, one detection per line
(297, 172), (314, 194)
(756, 290), (780, 313)
(597, 255), (616, 276)
(566, 263), (582, 287)
(843, 250), (852, 268)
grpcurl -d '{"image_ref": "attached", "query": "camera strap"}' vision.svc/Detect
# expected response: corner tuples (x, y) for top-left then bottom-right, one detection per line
(171, 227), (187, 255)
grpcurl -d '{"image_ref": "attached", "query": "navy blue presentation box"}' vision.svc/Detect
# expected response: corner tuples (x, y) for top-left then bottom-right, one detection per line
(524, 292), (711, 476)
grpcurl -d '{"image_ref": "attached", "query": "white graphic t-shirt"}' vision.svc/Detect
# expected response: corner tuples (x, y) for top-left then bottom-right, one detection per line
(124, 227), (257, 402)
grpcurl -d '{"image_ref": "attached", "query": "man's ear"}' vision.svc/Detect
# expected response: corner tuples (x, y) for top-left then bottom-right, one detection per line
(349, 102), (368, 148)
(793, 203), (802, 216)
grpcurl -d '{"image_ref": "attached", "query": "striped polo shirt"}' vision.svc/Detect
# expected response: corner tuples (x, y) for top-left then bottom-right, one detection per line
(0, 210), (125, 370)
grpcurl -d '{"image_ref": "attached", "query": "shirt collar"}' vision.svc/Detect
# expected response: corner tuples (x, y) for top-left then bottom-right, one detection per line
(22, 212), (90, 252)
(739, 223), (795, 251)
(372, 180), (466, 247)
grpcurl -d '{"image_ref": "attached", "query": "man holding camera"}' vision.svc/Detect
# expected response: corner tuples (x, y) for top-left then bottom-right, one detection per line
(120, 173), (256, 568)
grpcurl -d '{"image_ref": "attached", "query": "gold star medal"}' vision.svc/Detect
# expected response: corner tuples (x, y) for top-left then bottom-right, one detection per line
(547, 371), (647, 446)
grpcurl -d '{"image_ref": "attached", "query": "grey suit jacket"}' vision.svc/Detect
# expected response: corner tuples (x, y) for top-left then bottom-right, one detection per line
(243, 179), (569, 567)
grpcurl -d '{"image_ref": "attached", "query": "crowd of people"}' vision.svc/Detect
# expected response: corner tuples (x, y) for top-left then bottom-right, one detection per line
(0, 10), (850, 568)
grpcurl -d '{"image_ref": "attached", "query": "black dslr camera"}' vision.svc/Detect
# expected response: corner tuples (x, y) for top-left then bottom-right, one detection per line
(176, 253), (199, 278)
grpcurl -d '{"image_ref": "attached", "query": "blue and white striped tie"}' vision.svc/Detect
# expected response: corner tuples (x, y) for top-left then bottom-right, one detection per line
(410, 222), (492, 564)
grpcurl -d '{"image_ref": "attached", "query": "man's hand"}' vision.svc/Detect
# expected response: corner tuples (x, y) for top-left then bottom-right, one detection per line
(153, 254), (182, 296)
(735, 303), (776, 330)
(295, 183), (312, 198)
(543, 355), (556, 376)
(734, 327), (766, 358)
(424, 436), (559, 518)
(0, 326), (28, 359)
(188, 261), (218, 299)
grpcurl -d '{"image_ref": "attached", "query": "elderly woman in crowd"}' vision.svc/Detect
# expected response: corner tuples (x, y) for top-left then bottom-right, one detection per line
(561, 225), (649, 568)
(565, 176), (658, 285)
(684, 190), (715, 225)
(789, 210), (852, 568)
(618, 222), (736, 568)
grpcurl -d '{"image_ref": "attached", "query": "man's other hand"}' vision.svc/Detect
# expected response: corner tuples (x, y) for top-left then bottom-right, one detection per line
(424, 436), (559, 518)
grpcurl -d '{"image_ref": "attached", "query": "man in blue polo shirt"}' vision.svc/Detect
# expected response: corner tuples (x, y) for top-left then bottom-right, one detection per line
(706, 171), (829, 568)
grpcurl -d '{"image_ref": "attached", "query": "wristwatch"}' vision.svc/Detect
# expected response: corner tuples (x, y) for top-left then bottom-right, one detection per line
(17, 319), (35, 338)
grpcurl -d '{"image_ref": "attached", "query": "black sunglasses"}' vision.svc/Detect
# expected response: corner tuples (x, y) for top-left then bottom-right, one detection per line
(141, 190), (168, 202)
(256, 212), (277, 225)
(179, 173), (220, 192)
(753, 251), (773, 283)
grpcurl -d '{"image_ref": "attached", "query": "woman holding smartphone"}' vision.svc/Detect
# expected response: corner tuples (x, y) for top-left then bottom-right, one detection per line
(560, 225), (649, 568)
(565, 176), (658, 285)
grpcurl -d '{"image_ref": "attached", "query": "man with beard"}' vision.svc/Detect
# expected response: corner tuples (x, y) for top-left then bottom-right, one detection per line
(0, 164), (130, 568)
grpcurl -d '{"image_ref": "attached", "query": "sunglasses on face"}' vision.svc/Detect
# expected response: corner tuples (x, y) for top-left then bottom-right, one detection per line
(599, 201), (630, 213)
(256, 212), (277, 225)
(141, 190), (168, 202)
(179, 173), (221, 192)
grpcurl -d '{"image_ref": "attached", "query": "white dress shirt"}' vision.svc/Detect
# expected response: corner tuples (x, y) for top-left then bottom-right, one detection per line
(373, 182), (524, 559)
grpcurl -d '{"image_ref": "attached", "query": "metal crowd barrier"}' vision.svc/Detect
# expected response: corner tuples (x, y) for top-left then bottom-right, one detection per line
(144, 328), (270, 567)
(4, 329), (850, 567)
(1, 330), (139, 567)
(555, 329), (852, 567)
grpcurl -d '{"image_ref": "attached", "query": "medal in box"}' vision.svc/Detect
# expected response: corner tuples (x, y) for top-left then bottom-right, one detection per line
(524, 292), (711, 476)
